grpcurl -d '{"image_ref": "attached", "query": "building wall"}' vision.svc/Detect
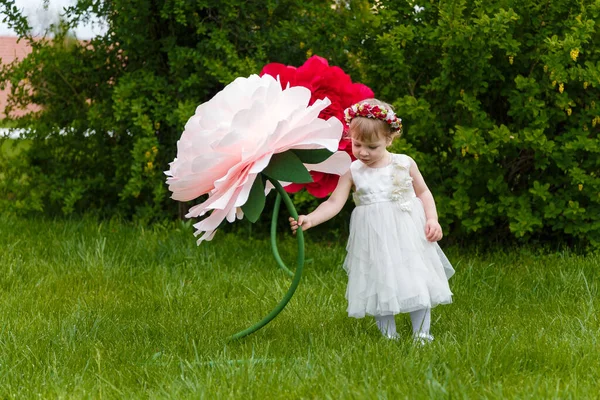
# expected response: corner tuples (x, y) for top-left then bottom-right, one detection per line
(0, 36), (40, 118)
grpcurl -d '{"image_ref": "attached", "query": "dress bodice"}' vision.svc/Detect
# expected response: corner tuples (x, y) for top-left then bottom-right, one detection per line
(351, 153), (417, 211)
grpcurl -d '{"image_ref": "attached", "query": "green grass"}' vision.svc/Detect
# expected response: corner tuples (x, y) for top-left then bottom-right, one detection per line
(1, 214), (599, 398)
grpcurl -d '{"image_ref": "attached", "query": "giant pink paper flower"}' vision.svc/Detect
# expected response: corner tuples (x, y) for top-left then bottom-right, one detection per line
(165, 74), (351, 243)
(260, 55), (374, 197)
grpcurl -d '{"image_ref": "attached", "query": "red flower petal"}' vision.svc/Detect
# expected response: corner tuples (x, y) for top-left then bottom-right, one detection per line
(260, 63), (298, 89)
(284, 182), (305, 194)
(306, 173), (339, 198)
(262, 55), (374, 198)
(350, 83), (374, 103)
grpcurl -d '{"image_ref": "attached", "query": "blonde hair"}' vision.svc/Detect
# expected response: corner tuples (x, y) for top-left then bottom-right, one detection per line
(348, 98), (402, 143)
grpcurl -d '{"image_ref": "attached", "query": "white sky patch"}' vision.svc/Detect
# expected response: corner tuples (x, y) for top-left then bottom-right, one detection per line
(0, 0), (107, 39)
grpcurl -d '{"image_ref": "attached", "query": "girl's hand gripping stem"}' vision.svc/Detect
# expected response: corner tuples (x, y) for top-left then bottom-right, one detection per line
(289, 216), (313, 235)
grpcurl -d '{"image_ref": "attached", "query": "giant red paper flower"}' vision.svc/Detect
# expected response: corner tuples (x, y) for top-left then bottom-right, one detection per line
(260, 55), (374, 197)
(165, 74), (351, 244)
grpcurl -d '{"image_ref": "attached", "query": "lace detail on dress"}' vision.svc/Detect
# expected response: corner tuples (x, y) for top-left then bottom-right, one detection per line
(389, 155), (415, 211)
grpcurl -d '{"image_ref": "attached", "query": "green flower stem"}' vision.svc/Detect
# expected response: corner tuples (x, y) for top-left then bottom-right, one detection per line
(228, 177), (305, 340)
(271, 194), (294, 278)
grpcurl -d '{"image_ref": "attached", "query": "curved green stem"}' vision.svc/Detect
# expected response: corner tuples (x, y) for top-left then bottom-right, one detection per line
(271, 194), (294, 277)
(228, 178), (305, 340)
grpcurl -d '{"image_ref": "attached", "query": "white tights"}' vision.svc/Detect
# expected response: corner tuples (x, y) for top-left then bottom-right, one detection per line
(409, 308), (431, 336)
(375, 308), (431, 338)
(375, 315), (397, 338)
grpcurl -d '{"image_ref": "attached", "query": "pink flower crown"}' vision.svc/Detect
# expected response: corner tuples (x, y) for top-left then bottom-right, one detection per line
(344, 102), (402, 134)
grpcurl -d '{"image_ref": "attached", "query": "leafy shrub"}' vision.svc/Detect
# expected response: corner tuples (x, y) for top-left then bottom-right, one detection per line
(0, 0), (354, 223)
(358, 0), (600, 247)
(1, 0), (599, 247)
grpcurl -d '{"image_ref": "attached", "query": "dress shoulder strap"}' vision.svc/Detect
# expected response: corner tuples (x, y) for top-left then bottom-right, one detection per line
(390, 153), (411, 170)
(349, 159), (362, 179)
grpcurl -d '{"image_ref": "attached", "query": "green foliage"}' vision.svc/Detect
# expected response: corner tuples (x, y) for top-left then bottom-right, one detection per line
(366, 0), (600, 247)
(0, 138), (44, 214)
(241, 174), (266, 223)
(0, 0), (356, 223)
(1, 0), (600, 247)
(263, 151), (313, 184)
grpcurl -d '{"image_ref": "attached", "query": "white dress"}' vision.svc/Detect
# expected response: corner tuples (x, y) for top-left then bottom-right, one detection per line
(343, 153), (454, 318)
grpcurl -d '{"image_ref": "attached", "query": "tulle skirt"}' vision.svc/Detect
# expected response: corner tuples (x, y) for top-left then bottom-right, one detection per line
(343, 198), (454, 318)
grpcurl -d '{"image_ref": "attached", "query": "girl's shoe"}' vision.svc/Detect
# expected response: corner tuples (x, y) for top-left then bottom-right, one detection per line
(414, 332), (434, 345)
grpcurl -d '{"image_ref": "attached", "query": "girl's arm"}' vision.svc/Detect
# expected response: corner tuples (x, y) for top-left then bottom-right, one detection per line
(408, 157), (443, 242)
(289, 170), (353, 234)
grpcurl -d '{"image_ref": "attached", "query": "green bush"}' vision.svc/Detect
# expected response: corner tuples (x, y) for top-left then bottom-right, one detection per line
(356, 0), (600, 247)
(0, 0), (356, 223)
(1, 0), (599, 247)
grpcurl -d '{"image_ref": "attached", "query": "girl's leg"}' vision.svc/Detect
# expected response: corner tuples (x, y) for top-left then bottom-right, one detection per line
(410, 308), (432, 341)
(375, 315), (398, 339)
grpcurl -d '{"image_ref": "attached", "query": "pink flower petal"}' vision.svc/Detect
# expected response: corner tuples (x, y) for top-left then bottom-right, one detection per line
(167, 67), (362, 244)
(304, 151), (352, 175)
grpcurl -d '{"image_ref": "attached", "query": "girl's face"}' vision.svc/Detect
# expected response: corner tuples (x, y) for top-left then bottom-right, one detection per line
(351, 134), (392, 168)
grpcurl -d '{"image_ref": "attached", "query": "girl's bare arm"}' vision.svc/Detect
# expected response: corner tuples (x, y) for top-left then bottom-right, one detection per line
(290, 170), (353, 233)
(408, 157), (443, 241)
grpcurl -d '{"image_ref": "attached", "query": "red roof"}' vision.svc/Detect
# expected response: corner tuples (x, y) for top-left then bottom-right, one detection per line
(0, 36), (40, 118)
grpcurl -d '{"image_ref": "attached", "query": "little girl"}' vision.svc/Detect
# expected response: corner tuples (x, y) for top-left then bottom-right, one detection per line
(290, 99), (454, 343)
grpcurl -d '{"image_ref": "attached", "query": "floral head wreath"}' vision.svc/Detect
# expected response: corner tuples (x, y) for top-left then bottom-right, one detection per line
(344, 102), (402, 134)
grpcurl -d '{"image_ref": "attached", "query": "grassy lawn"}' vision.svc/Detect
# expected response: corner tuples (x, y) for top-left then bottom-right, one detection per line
(0, 214), (598, 398)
